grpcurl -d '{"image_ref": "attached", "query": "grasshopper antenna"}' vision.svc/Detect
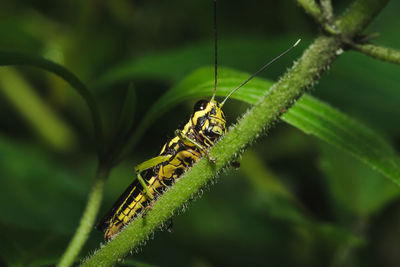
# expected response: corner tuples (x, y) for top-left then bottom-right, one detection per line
(211, 0), (218, 101)
(220, 38), (301, 106)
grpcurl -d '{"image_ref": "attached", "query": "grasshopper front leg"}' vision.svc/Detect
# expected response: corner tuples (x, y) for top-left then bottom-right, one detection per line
(175, 129), (216, 163)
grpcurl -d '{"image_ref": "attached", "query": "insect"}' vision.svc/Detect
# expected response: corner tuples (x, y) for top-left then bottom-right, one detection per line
(97, 0), (300, 240)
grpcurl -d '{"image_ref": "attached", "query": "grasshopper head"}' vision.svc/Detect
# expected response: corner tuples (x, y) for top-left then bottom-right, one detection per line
(192, 99), (226, 142)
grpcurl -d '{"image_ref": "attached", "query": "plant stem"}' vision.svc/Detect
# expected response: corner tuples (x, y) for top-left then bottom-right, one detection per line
(81, 0), (391, 266)
(81, 35), (342, 267)
(295, 0), (322, 24)
(351, 43), (400, 65)
(0, 52), (105, 157)
(336, 0), (389, 36)
(58, 165), (110, 267)
(320, 0), (334, 23)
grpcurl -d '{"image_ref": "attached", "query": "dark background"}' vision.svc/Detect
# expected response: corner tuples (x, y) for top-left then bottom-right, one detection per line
(0, 0), (400, 266)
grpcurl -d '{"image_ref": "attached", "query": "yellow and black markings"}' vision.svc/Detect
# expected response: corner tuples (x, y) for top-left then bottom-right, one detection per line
(97, 99), (227, 240)
(96, 0), (299, 240)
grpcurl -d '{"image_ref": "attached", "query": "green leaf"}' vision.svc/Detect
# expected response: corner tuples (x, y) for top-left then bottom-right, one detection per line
(123, 66), (400, 186)
(319, 144), (399, 218)
(240, 150), (363, 247)
(0, 223), (68, 267)
(316, 51), (400, 133)
(90, 37), (304, 93)
(0, 68), (77, 151)
(0, 135), (89, 234)
(0, 51), (104, 156)
(283, 95), (400, 184)
(116, 82), (137, 141)
(240, 150), (300, 212)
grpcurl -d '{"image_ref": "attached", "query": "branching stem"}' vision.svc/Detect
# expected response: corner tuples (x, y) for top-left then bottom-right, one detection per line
(295, 0), (323, 24)
(350, 43), (400, 65)
(336, 0), (390, 36)
(320, 0), (334, 23)
(80, 0), (391, 265)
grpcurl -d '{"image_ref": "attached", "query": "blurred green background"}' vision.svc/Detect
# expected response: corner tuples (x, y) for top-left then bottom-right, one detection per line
(1, 0), (400, 266)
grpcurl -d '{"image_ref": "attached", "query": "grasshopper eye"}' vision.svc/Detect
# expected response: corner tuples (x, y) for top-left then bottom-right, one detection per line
(194, 100), (208, 112)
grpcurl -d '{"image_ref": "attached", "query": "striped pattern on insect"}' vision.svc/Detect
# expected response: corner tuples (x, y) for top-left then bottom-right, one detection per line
(96, 0), (300, 240)
(97, 98), (227, 239)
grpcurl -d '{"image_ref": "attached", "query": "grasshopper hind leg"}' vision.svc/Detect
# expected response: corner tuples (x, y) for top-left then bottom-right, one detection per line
(134, 155), (171, 200)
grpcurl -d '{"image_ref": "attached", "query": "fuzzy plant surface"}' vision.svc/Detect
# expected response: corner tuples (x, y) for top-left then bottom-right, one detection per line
(1, 0), (399, 266)
(81, 0), (399, 266)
